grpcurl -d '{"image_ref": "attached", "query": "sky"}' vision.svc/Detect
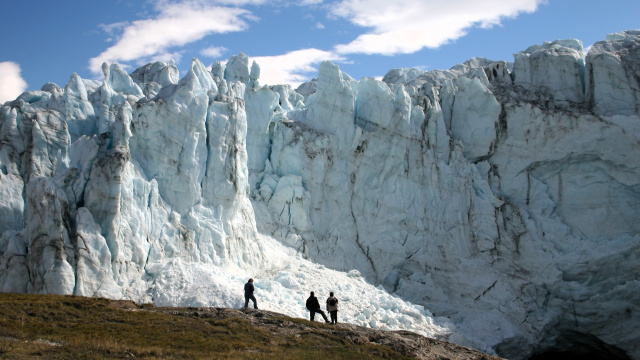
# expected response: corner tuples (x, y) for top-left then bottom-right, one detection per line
(0, 0), (638, 103)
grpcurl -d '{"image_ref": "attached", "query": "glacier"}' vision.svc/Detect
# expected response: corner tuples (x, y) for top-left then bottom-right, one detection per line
(1, 30), (640, 359)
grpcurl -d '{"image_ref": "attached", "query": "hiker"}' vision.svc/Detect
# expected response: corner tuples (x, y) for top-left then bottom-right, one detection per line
(244, 278), (258, 309)
(305, 291), (330, 323)
(326, 292), (339, 324)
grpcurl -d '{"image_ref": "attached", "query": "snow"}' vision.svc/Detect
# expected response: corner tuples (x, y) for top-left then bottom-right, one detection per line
(143, 235), (463, 348)
(1, 30), (640, 359)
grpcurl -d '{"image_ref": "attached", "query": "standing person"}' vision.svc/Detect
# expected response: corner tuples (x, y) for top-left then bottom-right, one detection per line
(305, 291), (330, 323)
(244, 278), (258, 309)
(326, 292), (339, 324)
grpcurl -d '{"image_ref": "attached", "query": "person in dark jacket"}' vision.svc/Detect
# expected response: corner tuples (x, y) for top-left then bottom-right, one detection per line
(305, 291), (330, 323)
(326, 292), (339, 324)
(244, 278), (257, 309)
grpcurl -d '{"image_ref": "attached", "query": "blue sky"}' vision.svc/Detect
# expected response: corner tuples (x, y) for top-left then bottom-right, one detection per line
(0, 0), (638, 102)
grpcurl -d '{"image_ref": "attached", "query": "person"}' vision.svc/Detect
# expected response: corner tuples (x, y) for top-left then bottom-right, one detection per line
(305, 291), (330, 323)
(326, 291), (339, 324)
(244, 278), (257, 309)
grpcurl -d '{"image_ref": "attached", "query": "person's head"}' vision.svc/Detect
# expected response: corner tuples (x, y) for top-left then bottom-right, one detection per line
(310, 291), (314, 296)
(330, 292), (334, 296)
(249, 278), (253, 282)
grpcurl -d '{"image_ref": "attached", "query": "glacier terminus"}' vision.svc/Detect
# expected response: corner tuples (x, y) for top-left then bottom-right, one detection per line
(1, 30), (639, 359)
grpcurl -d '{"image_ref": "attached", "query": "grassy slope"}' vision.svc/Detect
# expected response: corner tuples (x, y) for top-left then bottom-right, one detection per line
(0, 293), (415, 359)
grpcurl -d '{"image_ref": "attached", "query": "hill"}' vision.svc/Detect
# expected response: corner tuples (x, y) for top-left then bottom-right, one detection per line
(0, 293), (500, 359)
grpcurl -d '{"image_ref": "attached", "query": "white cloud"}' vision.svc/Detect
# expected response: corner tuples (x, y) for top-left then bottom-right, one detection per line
(0, 62), (28, 103)
(89, 1), (253, 75)
(200, 46), (228, 58)
(85, 0), (544, 88)
(332, 0), (544, 55)
(99, 21), (129, 39)
(251, 48), (344, 86)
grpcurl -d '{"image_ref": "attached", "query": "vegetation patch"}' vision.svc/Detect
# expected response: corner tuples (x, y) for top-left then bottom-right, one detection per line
(0, 293), (415, 359)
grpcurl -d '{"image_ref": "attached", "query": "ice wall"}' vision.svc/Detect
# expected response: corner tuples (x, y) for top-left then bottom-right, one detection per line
(1, 31), (639, 359)
(0, 58), (263, 297)
(253, 31), (640, 359)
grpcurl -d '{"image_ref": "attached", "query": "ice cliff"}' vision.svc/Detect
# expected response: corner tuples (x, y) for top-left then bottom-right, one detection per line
(1, 30), (639, 359)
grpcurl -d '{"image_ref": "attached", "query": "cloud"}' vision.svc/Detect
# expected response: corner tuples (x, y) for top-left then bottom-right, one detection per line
(0, 62), (28, 103)
(332, 0), (544, 55)
(84, 0), (544, 87)
(99, 21), (130, 39)
(89, 1), (254, 75)
(251, 48), (344, 86)
(200, 46), (228, 58)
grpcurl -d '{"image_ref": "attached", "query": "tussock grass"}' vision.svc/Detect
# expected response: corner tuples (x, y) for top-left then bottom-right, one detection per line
(0, 293), (412, 359)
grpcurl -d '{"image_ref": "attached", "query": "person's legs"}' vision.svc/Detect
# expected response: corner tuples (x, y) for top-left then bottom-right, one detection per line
(310, 310), (316, 321)
(244, 295), (249, 308)
(318, 309), (330, 323)
(250, 295), (258, 309)
(330, 310), (337, 324)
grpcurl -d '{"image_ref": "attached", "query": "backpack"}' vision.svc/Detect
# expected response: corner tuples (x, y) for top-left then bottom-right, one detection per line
(328, 298), (337, 306)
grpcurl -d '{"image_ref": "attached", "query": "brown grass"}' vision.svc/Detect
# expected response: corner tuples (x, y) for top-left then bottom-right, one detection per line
(0, 293), (412, 359)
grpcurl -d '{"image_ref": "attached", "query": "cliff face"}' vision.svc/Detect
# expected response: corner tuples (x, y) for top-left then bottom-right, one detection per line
(1, 31), (639, 359)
